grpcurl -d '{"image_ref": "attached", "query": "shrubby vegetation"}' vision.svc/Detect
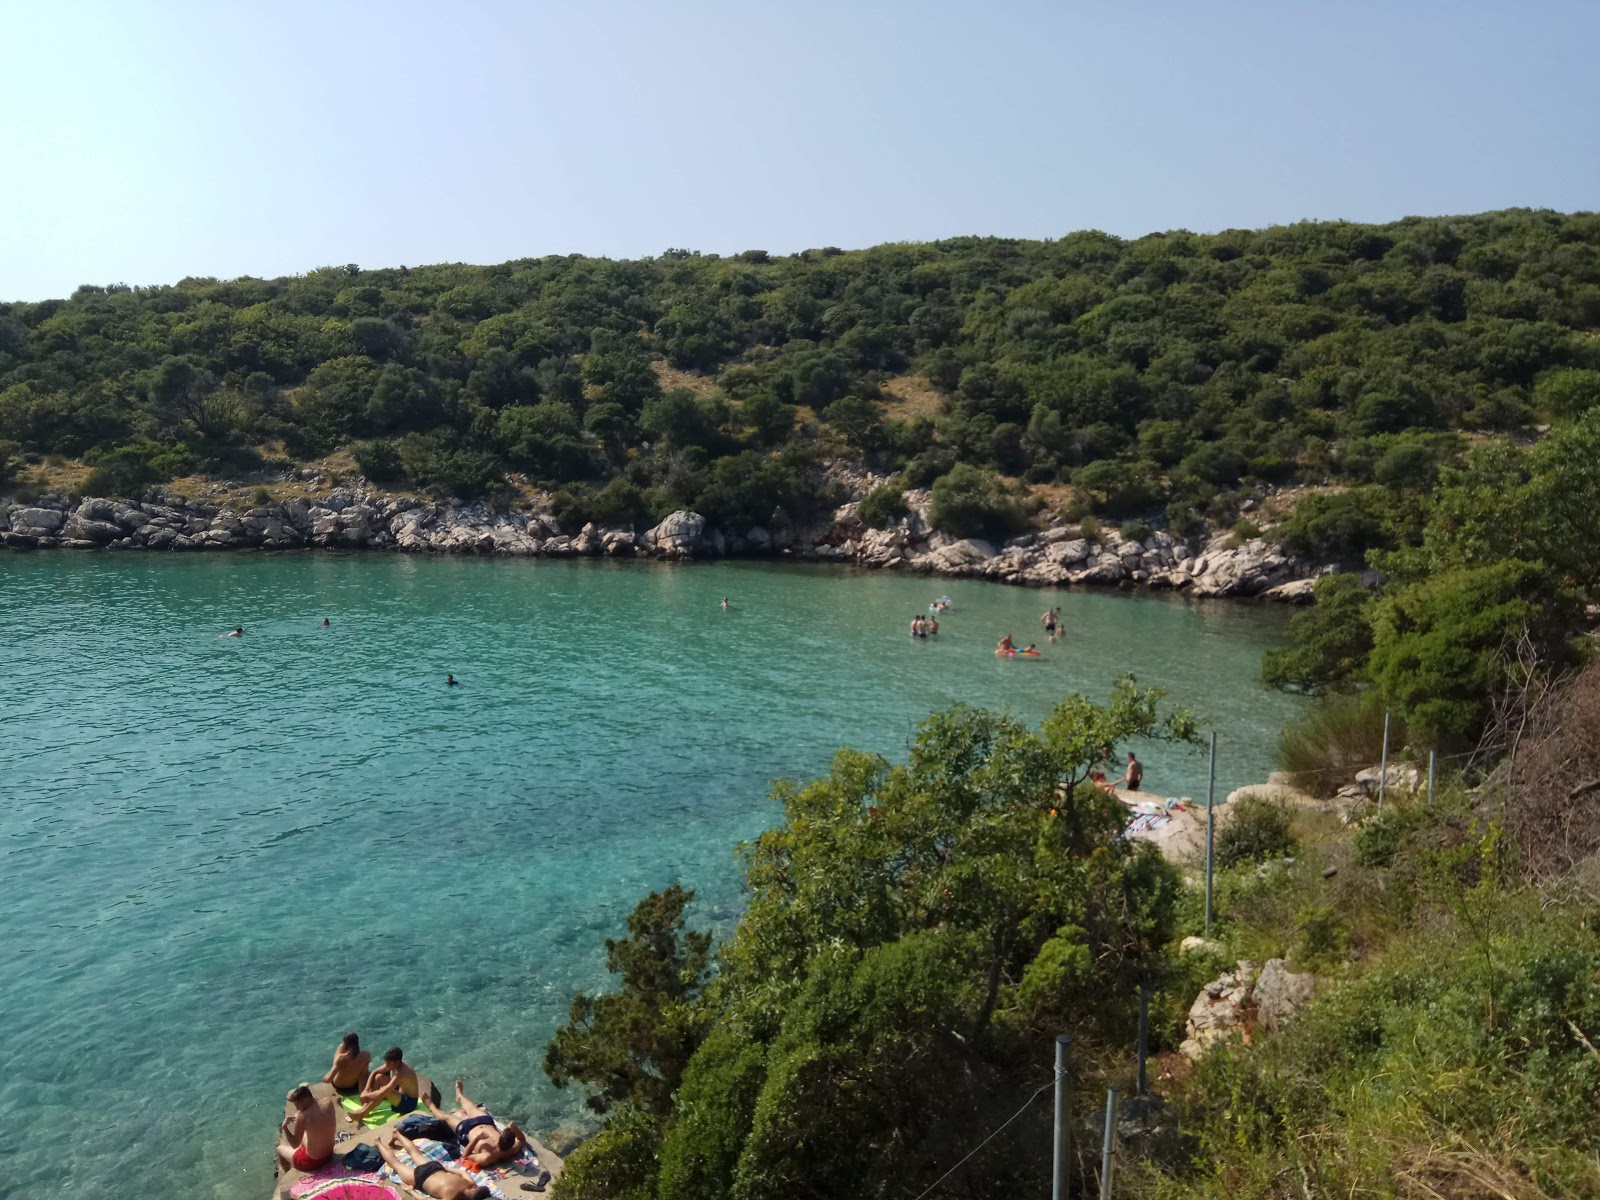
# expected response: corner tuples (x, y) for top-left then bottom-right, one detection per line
(4, 209), (1597, 536)
(543, 679), (1197, 1200)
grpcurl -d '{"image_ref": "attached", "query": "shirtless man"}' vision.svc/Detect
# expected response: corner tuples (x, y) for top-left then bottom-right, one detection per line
(276, 1083), (337, 1175)
(1121, 751), (1144, 792)
(996, 633), (1015, 655)
(377, 1131), (491, 1200)
(322, 1030), (371, 1094)
(348, 1046), (420, 1120)
(424, 1078), (529, 1169)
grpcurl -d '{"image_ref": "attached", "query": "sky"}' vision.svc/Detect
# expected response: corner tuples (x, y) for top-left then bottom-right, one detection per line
(1, 0), (1596, 301)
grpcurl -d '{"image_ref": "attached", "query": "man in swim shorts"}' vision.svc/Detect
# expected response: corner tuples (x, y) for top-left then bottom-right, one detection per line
(323, 1030), (371, 1094)
(1121, 751), (1144, 792)
(377, 1131), (491, 1199)
(424, 1078), (530, 1168)
(348, 1046), (420, 1120)
(277, 1083), (337, 1174)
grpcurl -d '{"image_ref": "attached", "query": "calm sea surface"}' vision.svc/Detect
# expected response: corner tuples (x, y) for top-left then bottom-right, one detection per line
(0, 553), (1301, 1199)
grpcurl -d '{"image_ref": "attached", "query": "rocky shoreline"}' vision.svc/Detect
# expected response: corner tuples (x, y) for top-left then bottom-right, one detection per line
(0, 484), (1326, 601)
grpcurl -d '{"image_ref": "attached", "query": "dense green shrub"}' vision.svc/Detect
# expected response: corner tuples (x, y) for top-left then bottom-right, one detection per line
(1261, 574), (1375, 695)
(350, 438), (403, 482)
(1278, 487), (1394, 563)
(927, 464), (1028, 542)
(0, 438), (21, 492)
(858, 484), (908, 529)
(1215, 795), (1298, 869)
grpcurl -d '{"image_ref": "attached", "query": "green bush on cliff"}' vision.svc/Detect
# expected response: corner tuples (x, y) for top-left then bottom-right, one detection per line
(927, 463), (1028, 542)
(547, 678), (1198, 1200)
(857, 483), (907, 529)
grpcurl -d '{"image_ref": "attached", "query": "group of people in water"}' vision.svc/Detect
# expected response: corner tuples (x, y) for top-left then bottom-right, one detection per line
(276, 1032), (529, 1197)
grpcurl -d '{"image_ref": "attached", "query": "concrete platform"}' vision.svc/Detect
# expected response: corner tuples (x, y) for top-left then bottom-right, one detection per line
(273, 1077), (564, 1199)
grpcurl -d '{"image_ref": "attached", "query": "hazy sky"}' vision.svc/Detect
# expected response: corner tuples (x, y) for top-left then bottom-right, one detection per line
(2, 1), (1596, 300)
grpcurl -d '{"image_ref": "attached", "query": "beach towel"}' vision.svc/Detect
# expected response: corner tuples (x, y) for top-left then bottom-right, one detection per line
(288, 1162), (385, 1198)
(341, 1095), (418, 1128)
(376, 1137), (507, 1200)
(301, 1183), (398, 1200)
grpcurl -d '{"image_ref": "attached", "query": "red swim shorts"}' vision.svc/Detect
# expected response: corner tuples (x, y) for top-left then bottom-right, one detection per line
(292, 1145), (333, 1172)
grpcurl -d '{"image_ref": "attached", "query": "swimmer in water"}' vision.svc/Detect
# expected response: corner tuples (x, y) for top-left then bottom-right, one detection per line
(721, 597), (729, 610)
(227, 627), (243, 638)
(997, 633), (1015, 654)
(322, 618), (330, 628)
(446, 674), (461, 687)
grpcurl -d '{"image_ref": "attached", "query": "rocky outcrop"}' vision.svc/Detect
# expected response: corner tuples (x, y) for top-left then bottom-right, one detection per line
(1255, 958), (1317, 1033)
(1179, 960), (1258, 1061)
(0, 473), (1332, 600)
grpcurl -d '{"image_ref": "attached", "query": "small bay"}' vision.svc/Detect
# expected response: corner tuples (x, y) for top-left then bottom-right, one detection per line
(0, 553), (1301, 1199)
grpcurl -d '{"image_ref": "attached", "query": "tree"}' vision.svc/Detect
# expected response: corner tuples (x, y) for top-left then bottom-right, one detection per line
(1369, 559), (1581, 747)
(559, 681), (1196, 1200)
(928, 463), (1027, 542)
(496, 401), (591, 482)
(543, 885), (712, 1117)
(1261, 574), (1375, 694)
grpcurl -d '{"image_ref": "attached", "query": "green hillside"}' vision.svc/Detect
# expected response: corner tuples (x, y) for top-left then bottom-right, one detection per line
(3, 209), (1598, 539)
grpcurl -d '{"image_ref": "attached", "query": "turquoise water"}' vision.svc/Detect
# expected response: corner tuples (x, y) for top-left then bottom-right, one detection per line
(0, 554), (1300, 1199)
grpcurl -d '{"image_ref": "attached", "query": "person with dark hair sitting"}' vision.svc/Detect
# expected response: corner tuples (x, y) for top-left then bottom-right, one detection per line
(377, 1131), (490, 1199)
(348, 1046), (420, 1121)
(323, 1030), (371, 1094)
(424, 1078), (529, 1168)
(276, 1083), (337, 1174)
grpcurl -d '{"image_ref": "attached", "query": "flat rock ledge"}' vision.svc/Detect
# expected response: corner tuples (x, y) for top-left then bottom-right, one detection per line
(1, 484), (1330, 601)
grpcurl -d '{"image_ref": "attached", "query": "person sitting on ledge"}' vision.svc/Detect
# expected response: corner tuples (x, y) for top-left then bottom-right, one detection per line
(424, 1078), (529, 1168)
(377, 1131), (490, 1199)
(277, 1083), (337, 1175)
(347, 1046), (420, 1120)
(323, 1030), (371, 1094)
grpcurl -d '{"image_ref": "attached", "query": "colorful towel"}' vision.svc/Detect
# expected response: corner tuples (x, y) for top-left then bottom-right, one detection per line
(341, 1095), (419, 1128)
(288, 1162), (385, 1198)
(302, 1183), (398, 1200)
(376, 1138), (507, 1200)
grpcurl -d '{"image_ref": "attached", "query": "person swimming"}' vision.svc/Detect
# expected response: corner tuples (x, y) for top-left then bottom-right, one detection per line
(721, 597), (729, 610)
(225, 626), (243, 637)
(446, 674), (461, 687)
(322, 618), (330, 628)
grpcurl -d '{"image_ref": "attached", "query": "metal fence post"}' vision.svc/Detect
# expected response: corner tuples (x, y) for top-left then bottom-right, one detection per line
(1204, 732), (1217, 937)
(1427, 748), (1436, 807)
(1099, 1087), (1120, 1200)
(1136, 984), (1149, 1096)
(1377, 709), (1391, 814)
(1052, 1034), (1071, 1200)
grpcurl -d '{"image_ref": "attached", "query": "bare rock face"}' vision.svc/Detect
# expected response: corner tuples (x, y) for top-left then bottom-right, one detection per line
(1254, 958), (1316, 1033)
(643, 510), (706, 558)
(1179, 960), (1258, 1061)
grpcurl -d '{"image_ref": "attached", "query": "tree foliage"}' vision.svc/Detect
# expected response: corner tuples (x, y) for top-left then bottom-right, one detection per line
(548, 680), (1198, 1200)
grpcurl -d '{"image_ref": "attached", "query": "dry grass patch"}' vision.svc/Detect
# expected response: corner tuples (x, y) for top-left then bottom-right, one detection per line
(18, 458), (93, 497)
(651, 360), (719, 399)
(878, 373), (945, 422)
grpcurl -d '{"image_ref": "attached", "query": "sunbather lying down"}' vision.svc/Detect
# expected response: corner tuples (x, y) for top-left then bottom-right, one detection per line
(378, 1131), (489, 1200)
(425, 1078), (529, 1168)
